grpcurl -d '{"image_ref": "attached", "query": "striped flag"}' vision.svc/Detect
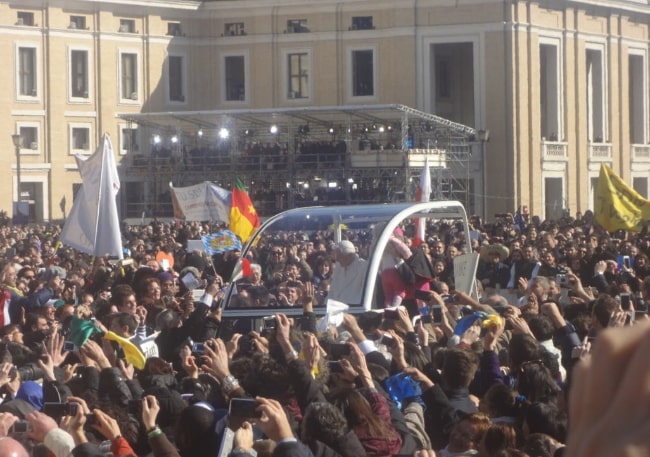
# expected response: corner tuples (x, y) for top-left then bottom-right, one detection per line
(230, 179), (260, 243)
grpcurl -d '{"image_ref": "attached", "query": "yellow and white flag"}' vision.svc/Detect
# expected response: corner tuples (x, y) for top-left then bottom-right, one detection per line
(595, 163), (650, 232)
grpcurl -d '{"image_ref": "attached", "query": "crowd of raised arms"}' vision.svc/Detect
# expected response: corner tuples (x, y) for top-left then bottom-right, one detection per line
(0, 209), (647, 457)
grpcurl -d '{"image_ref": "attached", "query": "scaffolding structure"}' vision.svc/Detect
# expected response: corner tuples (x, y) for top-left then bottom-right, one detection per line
(118, 104), (479, 218)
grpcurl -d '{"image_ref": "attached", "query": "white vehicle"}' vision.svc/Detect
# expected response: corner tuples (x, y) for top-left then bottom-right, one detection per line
(220, 201), (471, 318)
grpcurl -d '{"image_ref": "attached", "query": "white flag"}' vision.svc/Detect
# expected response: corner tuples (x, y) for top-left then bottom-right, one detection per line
(415, 156), (432, 243)
(60, 134), (123, 258)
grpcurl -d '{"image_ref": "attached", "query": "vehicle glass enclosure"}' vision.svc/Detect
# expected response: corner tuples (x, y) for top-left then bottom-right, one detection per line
(221, 201), (470, 318)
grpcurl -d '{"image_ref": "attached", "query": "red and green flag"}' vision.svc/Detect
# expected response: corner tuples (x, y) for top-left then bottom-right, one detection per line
(230, 178), (260, 243)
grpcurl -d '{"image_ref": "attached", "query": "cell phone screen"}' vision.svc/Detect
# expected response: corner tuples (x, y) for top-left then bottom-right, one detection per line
(620, 294), (631, 311)
(329, 343), (350, 360)
(229, 398), (262, 419)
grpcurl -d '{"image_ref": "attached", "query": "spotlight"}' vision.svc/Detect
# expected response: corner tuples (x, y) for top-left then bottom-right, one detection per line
(171, 135), (178, 143)
(378, 126), (385, 133)
(218, 128), (230, 139)
(244, 129), (255, 136)
(270, 125), (279, 134)
(153, 134), (161, 144)
(197, 129), (203, 137)
(328, 127), (335, 134)
(387, 125), (393, 131)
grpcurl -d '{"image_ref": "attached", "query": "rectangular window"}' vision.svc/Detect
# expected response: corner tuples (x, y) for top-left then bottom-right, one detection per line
(69, 16), (86, 29)
(119, 19), (136, 33)
(167, 22), (182, 36)
(70, 50), (89, 99)
(633, 177), (649, 198)
(629, 54), (646, 144)
(288, 53), (309, 99)
(436, 58), (450, 98)
(287, 19), (309, 33)
(168, 56), (184, 102)
(18, 47), (37, 97)
(17, 12), (35, 26)
(71, 127), (90, 152)
(351, 16), (373, 30)
(352, 50), (374, 97)
(586, 48), (605, 142)
(540, 43), (560, 141)
(225, 56), (245, 101)
(120, 53), (138, 100)
(120, 126), (139, 155)
(224, 22), (245, 36)
(18, 126), (38, 151)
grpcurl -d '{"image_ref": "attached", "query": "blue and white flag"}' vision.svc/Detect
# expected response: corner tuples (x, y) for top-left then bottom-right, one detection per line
(201, 230), (242, 255)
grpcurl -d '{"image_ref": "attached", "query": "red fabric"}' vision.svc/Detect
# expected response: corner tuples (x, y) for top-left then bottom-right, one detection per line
(111, 436), (137, 457)
(0, 288), (11, 327)
(381, 268), (430, 305)
(354, 391), (403, 457)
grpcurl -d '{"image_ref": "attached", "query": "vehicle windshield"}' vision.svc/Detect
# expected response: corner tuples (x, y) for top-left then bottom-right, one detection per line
(222, 202), (470, 316)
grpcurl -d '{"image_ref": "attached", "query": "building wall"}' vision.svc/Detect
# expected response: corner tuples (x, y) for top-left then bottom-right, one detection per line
(1, 0), (649, 222)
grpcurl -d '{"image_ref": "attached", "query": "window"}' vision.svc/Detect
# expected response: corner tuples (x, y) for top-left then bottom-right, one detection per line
(120, 52), (138, 101)
(17, 12), (35, 26)
(18, 47), (37, 97)
(70, 125), (91, 153)
(225, 56), (245, 101)
(352, 50), (374, 97)
(70, 50), (89, 99)
(120, 126), (139, 155)
(119, 19), (136, 33)
(586, 48), (605, 142)
(224, 22), (245, 36)
(69, 16), (86, 29)
(288, 53), (309, 99)
(17, 124), (39, 154)
(633, 177), (649, 198)
(287, 19), (309, 33)
(167, 22), (182, 36)
(629, 53), (646, 144)
(436, 58), (450, 98)
(540, 43), (561, 141)
(168, 55), (185, 102)
(350, 16), (373, 30)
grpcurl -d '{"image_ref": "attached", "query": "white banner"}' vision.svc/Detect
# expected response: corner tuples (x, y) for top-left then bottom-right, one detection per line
(453, 253), (480, 297)
(170, 181), (231, 222)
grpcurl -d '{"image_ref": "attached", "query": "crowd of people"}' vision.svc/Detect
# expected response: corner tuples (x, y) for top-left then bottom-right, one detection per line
(0, 209), (648, 457)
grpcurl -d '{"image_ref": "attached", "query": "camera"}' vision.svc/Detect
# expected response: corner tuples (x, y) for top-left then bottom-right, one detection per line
(191, 342), (205, 354)
(556, 274), (569, 287)
(63, 341), (76, 352)
(380, 334), (396, 348)
(10, 421), (31, 434)
(15, 363), (44, 382)
(262, 316), (277, 331)
(327, 361), (344, 373)
(43, 402), (79, 417)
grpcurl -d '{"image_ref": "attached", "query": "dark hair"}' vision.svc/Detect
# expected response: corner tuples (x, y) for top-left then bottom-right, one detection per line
(442, 347), (479, 389)
(523, 403), (567, 443)
(528, 315), (555, 342)
(521, 433), (559, 457)
(592, 294), (618, 328)
(110, 284), (135, 308)
(108, 312), (138, 335)
(301, 402), (349, 444)
(481, 424), (518, 456)
(330, 388), (398, 440)
(481, 384), (519, 418)
(508, 334), (541, 372)
(517, 361), (561, 404)
(174, 405), (222, 457)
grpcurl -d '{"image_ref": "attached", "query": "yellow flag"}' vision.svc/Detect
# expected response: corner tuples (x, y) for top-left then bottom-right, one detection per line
(103, 331), (146, 370)
(595, 164), (650, 232)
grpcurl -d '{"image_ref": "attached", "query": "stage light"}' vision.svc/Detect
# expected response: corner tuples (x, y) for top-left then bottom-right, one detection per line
(197, 130), (203, 137)
(171, 135), (178, 143)
(270, 125), (279, 134)
(153, 134), (161, 144)
(218, 128), (230, 139)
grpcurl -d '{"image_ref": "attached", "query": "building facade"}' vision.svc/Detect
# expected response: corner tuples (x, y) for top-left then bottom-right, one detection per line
(1, 0), (649, 222)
